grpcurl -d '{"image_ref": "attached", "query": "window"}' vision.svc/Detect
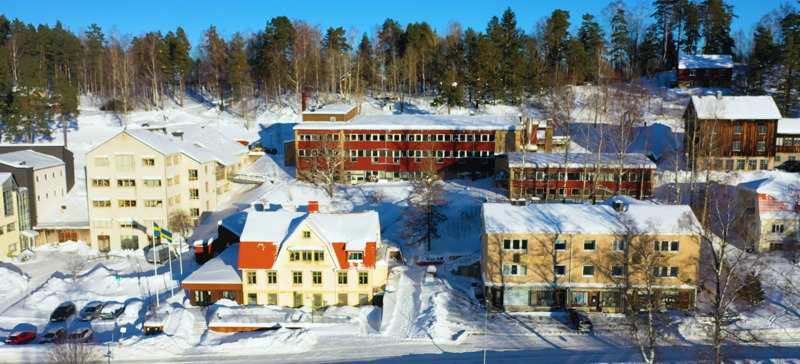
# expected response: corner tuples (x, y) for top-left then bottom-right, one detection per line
(555, 239), (566, 251)
(222, 291), (236, 301)
(760, 159), (768, 170)
(292, 271), (302, 284)
(734, 125), (742, 135)
(653, 266), (679, 277)
(502, 264), (527, 276)
(91, 179), (110, 187)
(118, 200), (136, 207)
(189, 189), (199, 199)
(92, 200), (111, 208)
(737, 159), (745, 170)
(115, 155), (134, 172)
(247, 271), (257, 285)
(6, 222), (15, 232)
(759, 125), (767, 135)
(748, 159), (757, 170)
(267, 271), (277, 284)
(732, 141), (741, 152)
(582, 265), (595, 277)
(612, 240), (625, 252)
(757, 141), (766, 152)
(95, 157), (109, 167)
(502, 239), (527, 250)
(248, 294), (257, 305)
(268, 293), (278, 306)
(188, 169), (198, 180)
(119, 221), (136, 229)
(689, 69), (696, 76)
(302, 251), (313, 261)
(584, 240), (595, 251)
(611, 265), (624, 277)
(554, 265), (566, 276)
(143, 179), (162, 187)
(302, 231), (311, 239)
(348, 252), (363, 261)
(92, 220), (112, 228)
(314, 251), (324, 261)
(142, 158), (155, 166)
(290, 251), (300, 261)
(338, 271), (348, 285)
(773, 224), (785, 233)
(120, 235), (139, 250)
(117, 179), (136, 187)
(190, 208), (200, 217)
(144, 200), (163, 207)
(312, 271), (322, 285)
(358, 271), (369, 285)
(654, 240), (679, 252)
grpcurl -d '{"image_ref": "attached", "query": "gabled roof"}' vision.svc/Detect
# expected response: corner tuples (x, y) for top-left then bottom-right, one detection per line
(302, 104), (356, 115)
(678, 54), (733, 69)
(0, 172), (12, 185)
(164, 125), (248, 167)
(0, 150), (64, 169)
(737, 174), (800, 198)
(90, 129), (245, 166)
(778, 118), (800, 135)
(507, 152), (656, 169)
(238, 211), (380, 251)
(183, 244), (241, 285)
(482, 202), (700, 236)
(689, 96), (782, 120)
(295, 114), (522, 131)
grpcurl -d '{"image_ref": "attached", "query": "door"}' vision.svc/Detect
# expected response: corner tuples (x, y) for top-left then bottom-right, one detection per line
(313, 294), (323, 309)
(194, 291), (211, 306)
(590, 292), (600, 311)
(97, 235), (110, 252)
(294, 292), (303, 307)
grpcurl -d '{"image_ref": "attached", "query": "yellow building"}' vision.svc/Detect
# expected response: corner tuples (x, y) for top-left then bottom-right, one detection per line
(482, 200), (701, 313)
(86, 128), (250, 251)
(0, 173), (24, 256)
(237, 208), (399, 308)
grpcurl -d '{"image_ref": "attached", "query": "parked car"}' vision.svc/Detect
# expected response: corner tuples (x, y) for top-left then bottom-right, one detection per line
(40, 327), (67, 344)
(6, 331), (36, 344)
(68, 328), (93, 343)
(569, 309), (593, 333)
(49, 302), (76, 322)
(79, 302), (104, 321)
(100, 303), (125, 320)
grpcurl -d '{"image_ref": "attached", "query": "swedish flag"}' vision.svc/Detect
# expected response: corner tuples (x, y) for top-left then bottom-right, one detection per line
(153, 222), (161, 238)
(162, 228), (173, 243)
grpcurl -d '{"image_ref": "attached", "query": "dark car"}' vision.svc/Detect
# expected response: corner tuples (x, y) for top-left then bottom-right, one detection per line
(50, 303), (76, 322)
(569, 309), (593, 333)
(6, 331), (36, 344)
(79, 302), (104, 321)
(100, 303), (125, 320)
(40, 327), (67, 344)
(68, 328), (93, 343)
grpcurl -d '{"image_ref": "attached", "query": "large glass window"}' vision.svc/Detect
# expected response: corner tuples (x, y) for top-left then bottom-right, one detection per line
(115, 155), (134, 172)
(120, 235), (139, 250)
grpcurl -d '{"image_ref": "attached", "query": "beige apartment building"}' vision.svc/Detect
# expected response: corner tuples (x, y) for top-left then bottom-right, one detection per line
(0, 150), (67, 227)
(86, 128), (249, 251)
(0, 173), (24, 257)
(482, 201), (701, 313)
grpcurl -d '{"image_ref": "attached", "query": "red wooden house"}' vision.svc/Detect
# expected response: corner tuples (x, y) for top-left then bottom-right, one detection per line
(497, 152), (656, 202)
(294, 114), (537, 183)
(677, 54), (733, 88)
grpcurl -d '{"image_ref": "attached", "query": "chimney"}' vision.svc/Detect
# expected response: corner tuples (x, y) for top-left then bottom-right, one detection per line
(308, 201), (319, 213)
(613, 200), (624, 212)
(172, 130), (184, 141)
(545, 120), (554, 153)
(716, 90), (722, 100)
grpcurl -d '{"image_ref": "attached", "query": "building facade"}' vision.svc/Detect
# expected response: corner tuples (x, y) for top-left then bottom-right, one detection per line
(677, 54), (733, 88)
(684, 95), (782, 171)
(237, 208), (398, 308)
(776, 118), (800, 164)
(0, 173), (26, 257)
(0, 150), (67, 227)
(497, 152), (656, 202)
(482, 201), (701, 313)
(737, 175), (800, 253)
(86, 129), (249, 251)
(294, 114), (537, 183)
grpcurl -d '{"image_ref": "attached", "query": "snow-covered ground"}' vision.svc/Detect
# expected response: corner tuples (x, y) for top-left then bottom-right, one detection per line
(1, 89), (800, 362)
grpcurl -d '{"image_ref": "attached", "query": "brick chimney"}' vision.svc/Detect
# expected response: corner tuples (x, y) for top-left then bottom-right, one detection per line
(308, 201), (319, 213)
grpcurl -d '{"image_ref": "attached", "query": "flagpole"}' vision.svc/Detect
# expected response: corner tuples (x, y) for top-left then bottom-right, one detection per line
(152, 224), (159, 315)
(167, 238), (174, 299)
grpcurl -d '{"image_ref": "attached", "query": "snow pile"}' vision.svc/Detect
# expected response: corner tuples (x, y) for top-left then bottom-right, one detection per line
(193, 328), (317, 355)
(0, 266), (29, 304)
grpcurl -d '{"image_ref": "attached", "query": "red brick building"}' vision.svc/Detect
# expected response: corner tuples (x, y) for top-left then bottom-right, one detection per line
(497, 152), (656, 202)
(294, 114), (537, 183)
(677, 54), (733, 88)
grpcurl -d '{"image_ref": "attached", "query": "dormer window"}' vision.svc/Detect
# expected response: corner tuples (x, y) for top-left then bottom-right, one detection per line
(348, 252), (363, 261)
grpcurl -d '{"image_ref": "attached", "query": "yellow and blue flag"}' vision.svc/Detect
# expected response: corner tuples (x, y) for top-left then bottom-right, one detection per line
(162, 228), (173, 243)
(153, 222), (161, 238)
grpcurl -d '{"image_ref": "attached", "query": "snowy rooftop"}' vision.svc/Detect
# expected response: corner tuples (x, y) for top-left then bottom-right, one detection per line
(294, 114), (521, 131)
(239, 211), (380, 251)
(690, 95), (782, 120)
(737, 173), (800, 198)
(0, 172), (10, 185)
(92, 129), (245, 167)
(219, 211), (248, 237)
(507, 152), (656, 169)
(482, 202), (700, 236)
(778, 118), (800, 135)
(302, 104), (356, 114)
(164, 125), (248, 167)
(36, 180), (90, 229)
(183, 244), (241, 285)
(678, 54), (733, 69)
(0, 150), (64, 169)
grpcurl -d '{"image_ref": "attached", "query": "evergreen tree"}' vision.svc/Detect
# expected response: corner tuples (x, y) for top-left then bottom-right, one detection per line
(201, 26), (228, 110)
(638, 24), (663, 77)
(356, 34), (375, 89)
(740, 272), (765, 307)
(84, 24), (105, 98)
(682, 1), (702, 54)
(227, 32), (251, 124)
(543, 10), (571, 74)
(489, 8), (524, 104)
(164, 27), (192, 106)
(577, 14), (604, 84)
(748, 26), (780, 94)
(701, 0), (736, 55)
(779, 12), (800, 116)
(651, 0), (682, 67)
(398, 166), (448, 252)
(609, 8), (631, 77)
(259, 16), (294, 105)
(463, 28), (495, 107)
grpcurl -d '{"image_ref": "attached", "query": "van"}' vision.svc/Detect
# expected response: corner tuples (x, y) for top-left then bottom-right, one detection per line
(145, 244), (175, 264)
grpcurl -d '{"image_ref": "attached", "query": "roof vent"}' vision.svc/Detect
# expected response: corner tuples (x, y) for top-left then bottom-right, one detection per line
(613, 200), (624, 212)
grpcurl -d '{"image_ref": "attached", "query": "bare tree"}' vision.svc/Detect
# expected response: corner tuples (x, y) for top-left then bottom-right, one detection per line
(48, 340), (103, 364)
(289, 20), (321, 110)
(168, 209), (194, 240)
(301, 133), (346, 197)
(539, 82), (576, 202)
(398, 158), (448, 252)
(66, 256), (87, 282)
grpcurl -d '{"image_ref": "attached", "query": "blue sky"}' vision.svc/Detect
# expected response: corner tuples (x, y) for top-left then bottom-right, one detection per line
(2, 0), (790, 55)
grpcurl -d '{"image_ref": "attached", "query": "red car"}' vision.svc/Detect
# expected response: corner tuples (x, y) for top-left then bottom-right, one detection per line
(6, 331), (36, 344)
